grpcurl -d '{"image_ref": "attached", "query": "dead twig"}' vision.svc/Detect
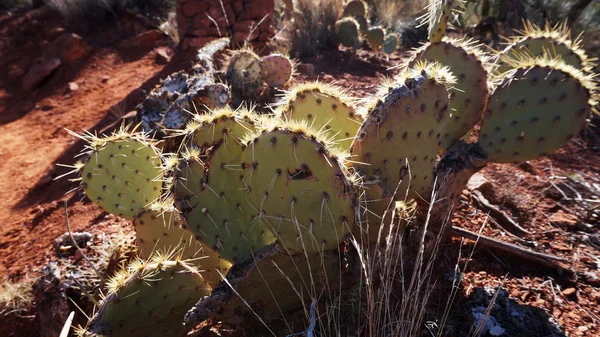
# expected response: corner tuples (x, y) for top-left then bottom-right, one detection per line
(449, 226), (572, 272)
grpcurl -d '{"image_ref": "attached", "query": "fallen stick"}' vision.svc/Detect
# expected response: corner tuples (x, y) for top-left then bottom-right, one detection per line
(449, 226), (572, 272)
(470, 190), (533, 236)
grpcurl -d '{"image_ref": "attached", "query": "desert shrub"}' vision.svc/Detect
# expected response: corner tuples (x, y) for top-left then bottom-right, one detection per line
(0, 278), (34, 316)
(367, 0), (428, 29)
(276, 0), (344, 58)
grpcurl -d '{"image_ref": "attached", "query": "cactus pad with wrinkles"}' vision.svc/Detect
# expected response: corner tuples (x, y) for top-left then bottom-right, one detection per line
(260, 54), (294, 88)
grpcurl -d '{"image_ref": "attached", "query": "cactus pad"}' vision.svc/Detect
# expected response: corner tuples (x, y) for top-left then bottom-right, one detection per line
(366, 26), (385, 50)
(479, 57), (597, 163)
(275, 82), (362, 151)
(225, 49), (262, 91)
(422, 0), (464, 43)
(494, 20), (595, 74)
(85, 255), (211, 337)
(241, 126), (357, 253)
(383, 33), (399, 54)
(260, 54), (294, 88)
(174, 110), (276, 263)
(351, 62), (455, 202)
(133, 201), (231, 287)
(335, 17), (360, 49)
(408, 38), (490, 149)
(342, 0), (367, 18)
(76, 128), (163, 219)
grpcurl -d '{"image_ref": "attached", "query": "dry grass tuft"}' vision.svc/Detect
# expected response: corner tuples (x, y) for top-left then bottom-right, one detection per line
(369, 0), (428, 29)
(0, 278), (34, 316)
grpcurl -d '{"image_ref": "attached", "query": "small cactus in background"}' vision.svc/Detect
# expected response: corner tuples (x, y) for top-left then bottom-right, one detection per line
(342, 0), (367, 19)
(366, 26), (385, 50)
(335, 17), (361, 49)
(383, 33), (400, 54)
(224, 48), (263, 95)
(259, 53), (294, 88)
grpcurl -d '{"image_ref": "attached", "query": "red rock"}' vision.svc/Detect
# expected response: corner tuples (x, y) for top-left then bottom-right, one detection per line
(182, 1), (208, 16)
(188, 37), (218, 48)
(192, 27), (224, 37)
(66, 82), (79, 92)
(232, 0), (243, 12)
(549, 210), (578, 229)
(118, 30), (166, 49)
(238, 0), (275, 20)
(562, 287), (577, 296)
(48, 33), (91, 63)
(233, 20), (256, 33)
(21, 57), (61, 92)
(155, 47), (172, 64)
(233, 30), (259, 45)
(194, 15), (229, 29)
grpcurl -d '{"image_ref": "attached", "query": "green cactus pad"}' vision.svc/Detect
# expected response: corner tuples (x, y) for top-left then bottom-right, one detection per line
(494, 20), (595, 74)
(408, 38), (491, 149)
(85, 255), (211, 337)
(174, 109), (276, 264)
(224, 48), (262, 90)
(342, 0), (367, 18)
(366, 26), (385, 50)
(133, 201), (231, 288)
(383, 33), (399, 54)
(260, 54), (294, 88)
(240, 126), (357, 253)
(274, 82), (362, 151)
(335, 17), (360, 49)
(479, 57), (597, 163)
(351, 62), (455, 202)
(422, 0), (464, 44)
(77, 128), (163, 220)
(187, 107), (261, 151)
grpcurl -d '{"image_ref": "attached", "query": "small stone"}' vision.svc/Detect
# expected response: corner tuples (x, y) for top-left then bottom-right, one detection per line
(66, 82), (79, 92)
(101, 75), (111, 83)
(549, 210), (578, 229)
(562, 287), (576, 296)
(467, 172), (489, 190)
(155, 47), (171, 64)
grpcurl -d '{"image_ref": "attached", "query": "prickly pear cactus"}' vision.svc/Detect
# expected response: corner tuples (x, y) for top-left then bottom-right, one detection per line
(383, 33), (399, 54)
(479, 56), (598, 163)
(173, 108), (275, 264)
(366, 26), (385, 50)
(225, 48), (263, 93)
(335, 17), (360, 49)
(494, 20), (594, 74)
(68, 127), (163, 220)
(84, 254), (212, 337)
(240, 125), (357, 253)
(274, 82), (362, 151)
(342, 0), (367, 18)
(351, 61), (454, 204)
(354, 15), (368, 33)
(408, 37), (490, 149)
(133, 201), (231, 287)
(422, 0), (464, 43)
(259, 54), (294, 88)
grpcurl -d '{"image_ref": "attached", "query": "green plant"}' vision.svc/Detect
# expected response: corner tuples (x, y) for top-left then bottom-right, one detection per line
(62, 2), (599, 335)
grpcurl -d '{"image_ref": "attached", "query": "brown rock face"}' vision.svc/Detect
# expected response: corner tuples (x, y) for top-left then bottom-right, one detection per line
(21, 58), (61, 92)
(177, 0), (275, 50)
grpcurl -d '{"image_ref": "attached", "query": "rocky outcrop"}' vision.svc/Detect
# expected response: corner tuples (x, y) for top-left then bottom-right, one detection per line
(177, 0), (275, 50)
